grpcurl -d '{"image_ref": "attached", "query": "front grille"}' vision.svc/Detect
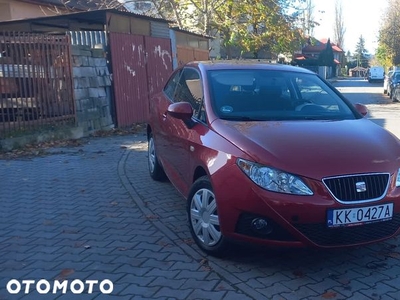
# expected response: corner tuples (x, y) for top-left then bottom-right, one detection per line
(235, 213), (296, 241)
(323, 173), (390, 203)
(294, 213), (400, 246)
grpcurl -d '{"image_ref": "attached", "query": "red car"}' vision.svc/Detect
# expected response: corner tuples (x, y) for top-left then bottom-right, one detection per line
(147, 61), (400, 256)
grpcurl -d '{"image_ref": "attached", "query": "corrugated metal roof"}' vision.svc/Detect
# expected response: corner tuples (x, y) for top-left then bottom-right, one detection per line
(0, 8), (173, 28)
(18, 0), (99, 10)
(171, 26), (213, 39)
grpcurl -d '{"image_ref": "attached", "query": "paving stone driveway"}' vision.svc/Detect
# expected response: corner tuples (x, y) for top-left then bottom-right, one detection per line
(1, 130), (400, 300)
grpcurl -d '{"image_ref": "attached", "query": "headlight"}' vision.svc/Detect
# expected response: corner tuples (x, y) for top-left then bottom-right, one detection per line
(237, 159), (313, 195)
(396, 169), (400, 187)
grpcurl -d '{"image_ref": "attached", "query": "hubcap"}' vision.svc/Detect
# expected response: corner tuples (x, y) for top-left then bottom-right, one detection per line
(190, 188), (221, 247)
(148, 137), (156, 173)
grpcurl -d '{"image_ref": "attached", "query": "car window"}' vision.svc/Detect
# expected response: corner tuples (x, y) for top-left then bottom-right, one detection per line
(208, 69), (355, 121)
(174, 68), (203, 118)
(164, 69), (182, 99)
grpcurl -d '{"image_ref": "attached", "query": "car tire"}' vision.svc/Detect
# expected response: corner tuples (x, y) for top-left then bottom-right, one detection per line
(187, 176), (228, 257)
(394, 92), (399, 102)
(148, 132), (166, 181)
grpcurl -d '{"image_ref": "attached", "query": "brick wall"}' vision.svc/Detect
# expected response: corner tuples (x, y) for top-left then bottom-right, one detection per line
(71, 45), (114, 134)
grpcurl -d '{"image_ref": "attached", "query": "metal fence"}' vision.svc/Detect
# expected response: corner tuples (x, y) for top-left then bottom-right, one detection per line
(69, 31), (107, 49)
(109, 32), (173, 126)
(0, 32), (75, 138)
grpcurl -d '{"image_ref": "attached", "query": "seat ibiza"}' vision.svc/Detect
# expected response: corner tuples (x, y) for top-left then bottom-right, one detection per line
(147, 61), (400, 256)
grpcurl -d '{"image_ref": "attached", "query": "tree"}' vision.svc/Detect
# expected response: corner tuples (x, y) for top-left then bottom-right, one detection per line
(225, 0), (303, 58)
(318, 38), (334, 66)
(354, 35), (369, 68)
(300, 0), (316, 36)
(378, 0), (400, 66)
(57, 0), (307, 59)
(375, 44), (392, 69)
(333, 0), (345, 50)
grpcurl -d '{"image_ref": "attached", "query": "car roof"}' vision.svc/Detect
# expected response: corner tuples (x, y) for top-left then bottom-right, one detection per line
(184, 60), (315, 74)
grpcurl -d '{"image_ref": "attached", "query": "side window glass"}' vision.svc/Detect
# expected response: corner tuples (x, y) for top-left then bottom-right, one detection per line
(164, 70), (182, 99)
(296, 77), (326, 101)
(198, 102), (207, 123)
(174, 68), (203, 118)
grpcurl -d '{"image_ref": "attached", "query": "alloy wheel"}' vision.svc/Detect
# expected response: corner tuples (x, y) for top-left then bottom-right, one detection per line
(148, 136), (156, 173)
(189, 188), (221, 247)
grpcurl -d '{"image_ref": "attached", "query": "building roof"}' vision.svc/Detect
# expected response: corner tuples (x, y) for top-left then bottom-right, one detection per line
(0, 8), (172, 33)
(18, 0), (99, 10)
(293, 54), (341, 65)
(303, 38), (344, 53)
(171, 26), (213, 39)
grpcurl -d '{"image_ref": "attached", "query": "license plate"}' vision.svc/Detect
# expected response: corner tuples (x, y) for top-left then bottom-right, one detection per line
(327, 203), (393, 227)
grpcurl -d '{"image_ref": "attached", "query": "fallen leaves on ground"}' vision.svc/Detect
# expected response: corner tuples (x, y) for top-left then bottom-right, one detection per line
(0, 139), (86, 160)
(292, 269), (305, 278)
(55, 269), (75, 281)
(0, 123), (146, 160)
(145, 214), (159, 220)
(90, 124), (146, 137)
(200, 258), (212, 271)
(321, 291), (337, 299)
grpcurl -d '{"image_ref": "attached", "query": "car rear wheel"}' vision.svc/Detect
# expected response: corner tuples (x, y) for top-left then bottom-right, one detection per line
(394, 91), (399, 102)
(187, 176), (228, 256)
(148, 132), (166, 181)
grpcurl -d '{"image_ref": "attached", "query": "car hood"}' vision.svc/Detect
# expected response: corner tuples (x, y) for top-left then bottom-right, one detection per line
(212, 118), (400, 179)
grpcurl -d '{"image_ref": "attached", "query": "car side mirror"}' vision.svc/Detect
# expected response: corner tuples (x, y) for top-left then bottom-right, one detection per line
(354, 103), (368, 117)
(167, 102), (195, 128)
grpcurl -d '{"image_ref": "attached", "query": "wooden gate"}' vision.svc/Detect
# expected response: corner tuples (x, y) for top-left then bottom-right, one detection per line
(109, 32), (173, 127)
(177, 45), (209, 67)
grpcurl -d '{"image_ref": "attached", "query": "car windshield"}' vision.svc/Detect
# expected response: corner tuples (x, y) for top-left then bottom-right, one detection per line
(208, 69), (356, 121)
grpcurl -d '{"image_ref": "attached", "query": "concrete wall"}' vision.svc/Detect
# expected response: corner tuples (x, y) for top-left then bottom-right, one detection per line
(71, 45), (114, 135)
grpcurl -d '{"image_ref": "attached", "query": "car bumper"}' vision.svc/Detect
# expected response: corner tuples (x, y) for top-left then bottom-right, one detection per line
(212, 164), (400, 249)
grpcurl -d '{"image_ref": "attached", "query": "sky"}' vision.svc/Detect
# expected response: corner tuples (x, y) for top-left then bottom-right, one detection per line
(312, 0), (388, 54)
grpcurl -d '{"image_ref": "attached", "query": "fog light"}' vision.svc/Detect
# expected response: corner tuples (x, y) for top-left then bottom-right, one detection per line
(251, 218), (272, 235)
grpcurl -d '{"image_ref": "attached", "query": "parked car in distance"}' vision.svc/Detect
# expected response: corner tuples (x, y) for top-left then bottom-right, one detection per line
(391, 81), (400, 102)
(367, 66), (385, 83)
(383, 70), (394, 94)
(147, 61), (400, 256)
(387, 72), (400, 99)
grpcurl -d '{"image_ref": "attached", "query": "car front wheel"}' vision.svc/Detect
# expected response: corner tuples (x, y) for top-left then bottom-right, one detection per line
(148, 132), (166, 181)
(187, 176), (228, 256)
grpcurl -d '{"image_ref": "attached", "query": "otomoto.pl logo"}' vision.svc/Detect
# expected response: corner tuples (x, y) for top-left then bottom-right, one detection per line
(6, 279), (113, 294)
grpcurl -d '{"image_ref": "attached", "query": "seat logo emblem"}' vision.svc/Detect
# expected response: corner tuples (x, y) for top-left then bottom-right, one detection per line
(356, 181), (366, 193)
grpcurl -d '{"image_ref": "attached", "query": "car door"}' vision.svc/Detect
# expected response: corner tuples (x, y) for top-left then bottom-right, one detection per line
(161, 67), (205, 194)
(151, 69), (181, 172)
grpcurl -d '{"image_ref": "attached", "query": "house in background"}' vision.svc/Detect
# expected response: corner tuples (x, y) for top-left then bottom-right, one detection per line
(302, 38), (344, 64)
(293, 38), (345, 78)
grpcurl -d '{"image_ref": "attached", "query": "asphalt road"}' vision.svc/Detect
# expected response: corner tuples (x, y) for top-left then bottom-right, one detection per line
(332, 77), (400, 139)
